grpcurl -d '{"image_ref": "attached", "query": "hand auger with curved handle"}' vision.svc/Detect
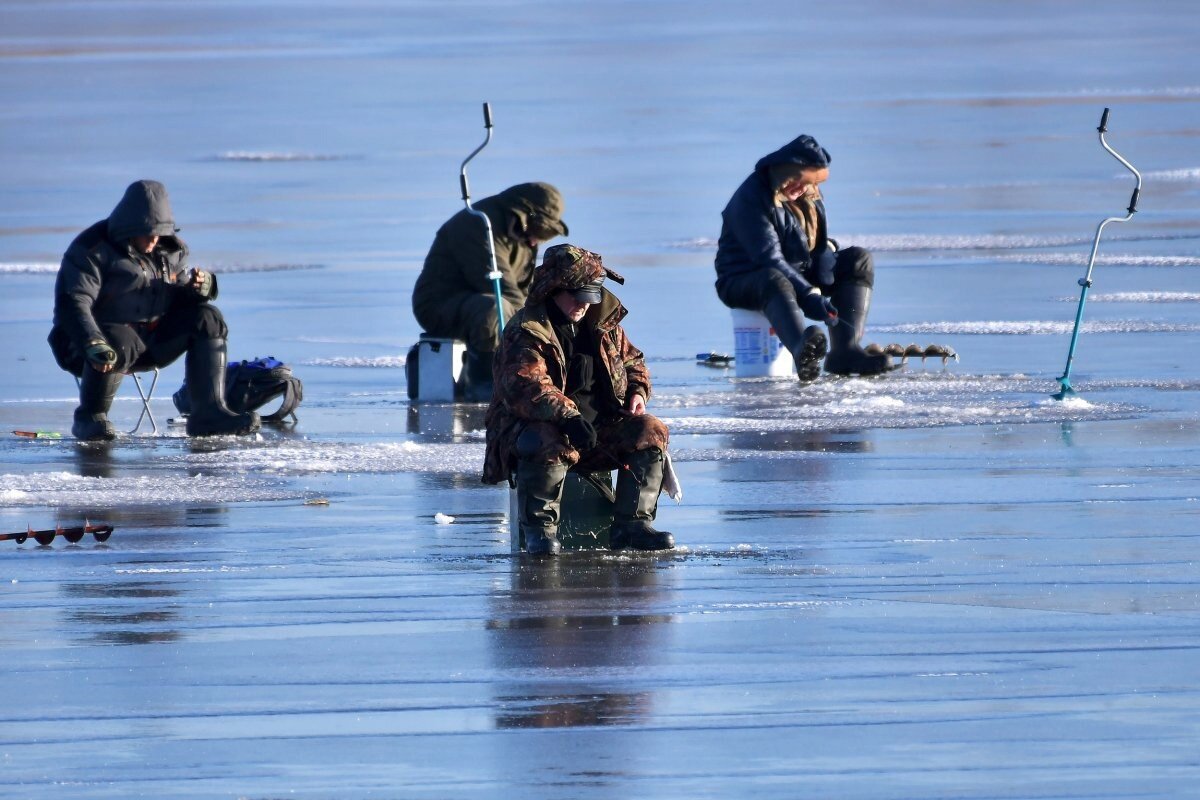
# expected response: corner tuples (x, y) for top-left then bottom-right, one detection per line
(459, 103), (506, 331)
(1053, 107), (1143, 400)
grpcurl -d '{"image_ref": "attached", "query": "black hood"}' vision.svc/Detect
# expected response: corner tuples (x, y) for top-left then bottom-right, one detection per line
(753, 134), (832, 175)
(106, 180), (178, 242)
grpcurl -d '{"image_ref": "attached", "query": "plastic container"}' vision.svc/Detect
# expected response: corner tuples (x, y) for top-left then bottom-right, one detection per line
(731, 309), (794, 377)
(405, 335), (466, 401)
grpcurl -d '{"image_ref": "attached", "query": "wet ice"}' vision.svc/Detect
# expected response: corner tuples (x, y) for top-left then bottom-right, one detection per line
(2, 1), (1200, 798)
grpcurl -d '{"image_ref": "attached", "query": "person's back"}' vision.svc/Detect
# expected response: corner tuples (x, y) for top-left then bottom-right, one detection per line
(412, 182), (567, 401)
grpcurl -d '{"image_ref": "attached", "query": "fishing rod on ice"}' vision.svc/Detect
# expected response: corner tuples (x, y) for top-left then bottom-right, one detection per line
(459, 102), (507, 331)
(1053, 107), (1142, 400)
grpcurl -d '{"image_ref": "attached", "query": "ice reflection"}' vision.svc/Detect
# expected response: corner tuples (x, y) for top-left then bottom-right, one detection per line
(487, 555), (676, 730)
(61, 581), (183, 646)
(405, 403), (487, 443)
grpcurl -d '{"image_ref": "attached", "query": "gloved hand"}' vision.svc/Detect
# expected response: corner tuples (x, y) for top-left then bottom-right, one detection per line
(84, 338), (118, 371)
(799, 288), (838, 323)
(183, 268), (214, 298)
(561, 415), (598, 451)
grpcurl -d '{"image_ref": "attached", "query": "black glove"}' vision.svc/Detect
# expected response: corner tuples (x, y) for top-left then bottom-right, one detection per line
(561, 415), (598, 451)
(84, 338), (118, 369)
(799, 289), (838, 323)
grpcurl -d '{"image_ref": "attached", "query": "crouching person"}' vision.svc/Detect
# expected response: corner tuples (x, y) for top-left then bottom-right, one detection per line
(48, 180), (260, 440)
(482, 244), (675, 556)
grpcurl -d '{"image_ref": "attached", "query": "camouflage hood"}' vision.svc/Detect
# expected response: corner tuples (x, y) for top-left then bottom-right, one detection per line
(526, 244), (625, 308)
(107, 179), (179, 243)
(496, 182), (569, 239)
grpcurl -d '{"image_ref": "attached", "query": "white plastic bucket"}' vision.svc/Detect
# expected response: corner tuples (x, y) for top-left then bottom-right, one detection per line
(731, 309), (794, 378)
(412, 335), (466, 401)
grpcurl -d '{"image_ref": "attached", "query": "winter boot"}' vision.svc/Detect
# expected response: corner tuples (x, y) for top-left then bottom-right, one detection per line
(516, 459), (567, 556)
(824, 283), (892, 376)
(764, 293), (827, 383)
(610, 447), (675, 551)
(72, 368), (123, 441)
(792, 325), (828, 384)
(185, 338), (261, 436)
(460, 349), (495, 403)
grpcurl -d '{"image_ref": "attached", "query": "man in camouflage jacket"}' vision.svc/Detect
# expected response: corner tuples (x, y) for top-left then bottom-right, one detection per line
(482, 244), (675, 555)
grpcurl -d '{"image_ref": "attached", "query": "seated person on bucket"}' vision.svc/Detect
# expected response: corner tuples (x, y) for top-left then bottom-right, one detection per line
(412, 182), (569, 401)
(48, 179), (260, 440)
(714, 134), (891, 380)
(482, 244), (675, 556)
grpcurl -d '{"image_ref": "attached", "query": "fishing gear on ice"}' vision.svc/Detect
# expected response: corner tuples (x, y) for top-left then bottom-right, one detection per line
(1053, 108), (1142, 400)
(2, 522), (113, 545)
(173, 356), (303, 424)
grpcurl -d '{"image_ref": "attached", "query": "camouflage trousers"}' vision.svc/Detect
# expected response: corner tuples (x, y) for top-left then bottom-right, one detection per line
(514, 413), (670, 472)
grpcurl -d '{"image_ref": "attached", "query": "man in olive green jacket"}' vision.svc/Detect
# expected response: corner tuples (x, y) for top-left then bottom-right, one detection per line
(412, 182), (567, 401)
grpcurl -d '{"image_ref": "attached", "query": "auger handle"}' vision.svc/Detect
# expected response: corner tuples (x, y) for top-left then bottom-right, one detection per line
(1128, 187), (1140, 214)
(483, 102), (493, 129)
(1098, 107), (1110, 133)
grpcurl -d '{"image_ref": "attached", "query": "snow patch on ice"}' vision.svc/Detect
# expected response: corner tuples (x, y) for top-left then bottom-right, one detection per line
(213, 151), (350, 162)
(993, 253), (1200, 268)
(0, 471), (292, 507)
(209, 262), (324, 273)
(1043, 395), (1095, 410)
(672, 233), (1090, 253)
(1143, 167), (1200, 182)
(0, 262), (56, 274)
(179, 440), (482, 475)
(874, 320), (1200, 335)
(1061, 291), (1200, 303)
(833, 396), (905, 410)
(303, 355), (407, 368)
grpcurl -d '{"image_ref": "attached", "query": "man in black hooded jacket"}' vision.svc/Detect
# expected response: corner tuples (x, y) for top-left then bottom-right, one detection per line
(48, 180), (260, 440)
(714, 134), (891, 379)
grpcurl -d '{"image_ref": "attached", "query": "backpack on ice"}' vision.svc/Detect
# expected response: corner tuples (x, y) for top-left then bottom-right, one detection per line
(173, 356), (303, 424)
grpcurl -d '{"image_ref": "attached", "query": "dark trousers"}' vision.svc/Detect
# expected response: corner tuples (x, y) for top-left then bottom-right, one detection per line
(715, 247), (873, 356)
(716, 246), (874, 310)
(51, 303), (228, 376)
(414, 292), (519, 354)
(514, 414), (670, 471)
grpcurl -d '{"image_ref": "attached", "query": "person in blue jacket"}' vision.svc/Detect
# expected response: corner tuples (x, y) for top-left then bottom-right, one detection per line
(714, 134), (891, 380)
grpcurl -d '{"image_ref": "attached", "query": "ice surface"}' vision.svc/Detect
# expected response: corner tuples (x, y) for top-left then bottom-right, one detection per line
(2, 1), (1199, 797)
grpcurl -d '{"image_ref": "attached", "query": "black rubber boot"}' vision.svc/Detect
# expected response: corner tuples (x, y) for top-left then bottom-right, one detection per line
(764, 293), (827, 383)
(516, 459), (567, 556)
(610, 448), (675, 551)
(185, 338), (261, 437)
(460, 349), (495, 403)
(824, 284), (892, 376)
(72, 368), (123, 441)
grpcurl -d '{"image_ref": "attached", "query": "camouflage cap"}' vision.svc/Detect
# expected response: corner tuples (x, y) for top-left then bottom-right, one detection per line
(527, 244), (625, 308)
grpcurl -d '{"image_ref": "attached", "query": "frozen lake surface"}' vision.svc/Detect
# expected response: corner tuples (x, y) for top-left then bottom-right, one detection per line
(2, 1), (1200, 797)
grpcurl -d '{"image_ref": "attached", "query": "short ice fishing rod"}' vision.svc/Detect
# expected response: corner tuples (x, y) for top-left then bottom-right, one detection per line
(1053, 107), (1142, 400)
(459, 102), (507, 330)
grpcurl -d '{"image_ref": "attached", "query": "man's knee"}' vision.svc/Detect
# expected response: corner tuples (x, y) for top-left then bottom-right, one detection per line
(462, 294), (513, 353)
(515, 422), (571, 462)
(98, 323), (146, 372)
(603, 413), (670, 454)
(764, 268), (796, 297)
(190, 304), (229, 339)
(834, 247), (874, 288)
